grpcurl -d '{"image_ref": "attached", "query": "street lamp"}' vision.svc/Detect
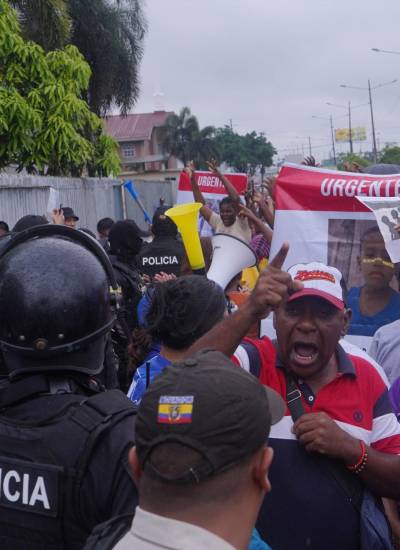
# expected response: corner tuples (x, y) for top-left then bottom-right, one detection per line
(340, 79), (398, 162)
(312, 115), (337, 165)
(372, 48), (400, 55)
(326, 102), (353, 153)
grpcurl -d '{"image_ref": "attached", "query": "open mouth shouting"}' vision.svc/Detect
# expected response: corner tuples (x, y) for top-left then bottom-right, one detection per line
(291, 342), (319, 367)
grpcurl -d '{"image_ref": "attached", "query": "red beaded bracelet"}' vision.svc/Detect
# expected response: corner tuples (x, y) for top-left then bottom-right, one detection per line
(346, 440), (368, 474)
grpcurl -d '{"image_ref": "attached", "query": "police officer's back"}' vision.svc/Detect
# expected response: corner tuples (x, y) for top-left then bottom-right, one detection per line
(0, 226), (138, 549)
(108, 220), (144, 391)
(138, 207), (185, 280)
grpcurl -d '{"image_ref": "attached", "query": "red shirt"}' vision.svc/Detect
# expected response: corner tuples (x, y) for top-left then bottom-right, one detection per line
(233, 336), (400, 549)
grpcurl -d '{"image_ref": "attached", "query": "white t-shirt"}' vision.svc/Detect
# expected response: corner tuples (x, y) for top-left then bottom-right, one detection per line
(114, 506), (235, 550)
(209, 212), (252, 243)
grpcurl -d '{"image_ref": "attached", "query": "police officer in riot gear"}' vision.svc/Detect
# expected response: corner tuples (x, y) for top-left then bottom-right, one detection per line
(108, 220), (144, 392)
(0, 225), (138, 549)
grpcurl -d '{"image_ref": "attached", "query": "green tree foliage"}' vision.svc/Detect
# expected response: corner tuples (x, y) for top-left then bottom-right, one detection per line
(379, 146), (400, 166)
(337, 153), (369, 171)
(0, 0), (120, 176)
(161, 107), (218, 168)
(214, 126), (276, 174)
(11, 0), (147, 115)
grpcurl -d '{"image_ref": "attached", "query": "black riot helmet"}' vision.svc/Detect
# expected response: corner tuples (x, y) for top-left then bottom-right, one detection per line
(0, 225), (121, 378)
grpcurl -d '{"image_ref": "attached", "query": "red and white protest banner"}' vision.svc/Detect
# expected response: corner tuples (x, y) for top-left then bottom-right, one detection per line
(267, 163), (400, 350)
(271, 163), (400, 263)
(177, 170), (248, 235)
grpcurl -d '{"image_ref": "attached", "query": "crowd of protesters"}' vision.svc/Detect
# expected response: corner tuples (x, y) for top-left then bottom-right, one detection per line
(1, 159), (400, 549)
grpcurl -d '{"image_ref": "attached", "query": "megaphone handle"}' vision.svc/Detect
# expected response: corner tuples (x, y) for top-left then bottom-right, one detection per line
(192, 267), (206, 276)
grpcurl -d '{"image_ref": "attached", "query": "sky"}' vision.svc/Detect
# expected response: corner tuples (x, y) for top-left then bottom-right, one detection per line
(134, 0), (400, 163)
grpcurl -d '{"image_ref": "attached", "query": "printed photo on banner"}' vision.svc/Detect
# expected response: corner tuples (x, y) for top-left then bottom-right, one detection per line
(356, 196), (400, 263)
(269, 164), (400, 350)
(328, 218), (400, 339)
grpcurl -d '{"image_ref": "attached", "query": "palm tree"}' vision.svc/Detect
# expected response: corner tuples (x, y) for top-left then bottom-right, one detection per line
(10, 0), (146, 115)
(68, 0), (146, 115)
(162, 107), (218, 168)
(10, 0), (71, 51)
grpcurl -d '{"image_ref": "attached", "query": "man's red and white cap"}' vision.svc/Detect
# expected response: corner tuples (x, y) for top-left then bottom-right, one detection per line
(287, 262), (344, 310)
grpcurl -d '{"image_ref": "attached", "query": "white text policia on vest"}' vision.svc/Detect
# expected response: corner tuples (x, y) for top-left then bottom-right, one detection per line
(142, 256), (179, 266)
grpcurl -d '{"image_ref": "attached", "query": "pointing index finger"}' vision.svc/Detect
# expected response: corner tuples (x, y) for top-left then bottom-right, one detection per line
(269, 242), (289, 270)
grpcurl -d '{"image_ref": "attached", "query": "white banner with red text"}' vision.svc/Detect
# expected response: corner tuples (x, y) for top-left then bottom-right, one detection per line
(266, 163), (400, 351)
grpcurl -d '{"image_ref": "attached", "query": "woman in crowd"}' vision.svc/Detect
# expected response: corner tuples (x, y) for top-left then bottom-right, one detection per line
(127, 275), (226, 405)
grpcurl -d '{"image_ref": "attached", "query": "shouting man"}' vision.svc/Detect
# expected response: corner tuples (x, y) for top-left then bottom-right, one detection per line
(189, 245), (400, 550)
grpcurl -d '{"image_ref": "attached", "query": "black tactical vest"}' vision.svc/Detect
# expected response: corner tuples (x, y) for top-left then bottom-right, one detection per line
(139, 238), (185, 279)
(0, 377), (136, 549)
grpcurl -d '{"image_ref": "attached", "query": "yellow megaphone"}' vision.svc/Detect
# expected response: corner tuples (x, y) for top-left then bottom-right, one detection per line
(165, 202), (205, 272)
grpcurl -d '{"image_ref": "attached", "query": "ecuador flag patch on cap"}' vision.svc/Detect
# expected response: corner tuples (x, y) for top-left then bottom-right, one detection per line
(158, 396), (194, 424)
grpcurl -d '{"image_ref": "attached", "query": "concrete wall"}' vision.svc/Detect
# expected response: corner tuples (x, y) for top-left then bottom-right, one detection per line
(0, 175), (179, 233)
(0, 175), (123, 233)
(123, 179), (178, 229)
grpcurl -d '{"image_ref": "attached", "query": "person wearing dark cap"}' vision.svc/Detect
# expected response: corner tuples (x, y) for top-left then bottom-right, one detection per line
(62, 206), (79, 229)
(108, 220), (144, 391)
(112, 349), (284, 550)
(12, 214), (49, 232)
(0, 221), (9, 236)
(138, 206), (185, 280)
(97, 217), (115, 251)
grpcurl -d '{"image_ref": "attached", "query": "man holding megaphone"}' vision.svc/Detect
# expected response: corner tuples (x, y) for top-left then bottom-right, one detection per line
(186, 160), (253, 243)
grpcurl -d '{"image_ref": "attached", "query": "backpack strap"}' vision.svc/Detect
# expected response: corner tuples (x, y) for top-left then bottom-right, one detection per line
(83, 513), (133, 550)
(67, 390), (137, 525)
(283, 366), (362, 512)
(283, 369), (305, 422)
(70, 390), (137, 475)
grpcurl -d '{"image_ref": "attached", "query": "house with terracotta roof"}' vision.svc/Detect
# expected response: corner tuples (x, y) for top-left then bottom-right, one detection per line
(104, 110), (180, 178)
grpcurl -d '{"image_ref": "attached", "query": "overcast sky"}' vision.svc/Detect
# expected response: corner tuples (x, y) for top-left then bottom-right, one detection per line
(134, 0), (400, 162)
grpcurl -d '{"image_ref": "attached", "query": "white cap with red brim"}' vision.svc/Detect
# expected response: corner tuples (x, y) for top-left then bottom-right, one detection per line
(287, 262), (345, 310)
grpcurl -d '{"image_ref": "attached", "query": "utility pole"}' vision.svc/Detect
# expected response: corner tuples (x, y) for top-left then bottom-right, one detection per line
(308, 136), (312, 156)
(368, 80), (378, 162)
(311, 114), (337, 166)
(229, 119), (233, 131)
(330, 115), (337, 165)
(326, 101), (357, 155)
(340, 78), (397, 163)
(348, 101), (353, 153)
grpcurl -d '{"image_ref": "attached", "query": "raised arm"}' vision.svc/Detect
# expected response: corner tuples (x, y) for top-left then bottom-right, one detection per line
(206, 159), (241, 204)
(253, 191), (275, 228)
(185, 243), (302, 357)
(185, 162), (213, 222)
(238, 204), (273, 243)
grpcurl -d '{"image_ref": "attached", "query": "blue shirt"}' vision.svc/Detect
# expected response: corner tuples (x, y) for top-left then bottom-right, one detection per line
(127, 354), (170, 406)
(250, 529), (272, 550)
(347, 286), (400, 336)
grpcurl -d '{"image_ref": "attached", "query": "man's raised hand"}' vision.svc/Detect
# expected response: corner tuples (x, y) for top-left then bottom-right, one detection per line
(206, 158), (220, 174)
(248, 243), (303, 318)
(184, 160), (196, 180)
(237, 203), (259, 223)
